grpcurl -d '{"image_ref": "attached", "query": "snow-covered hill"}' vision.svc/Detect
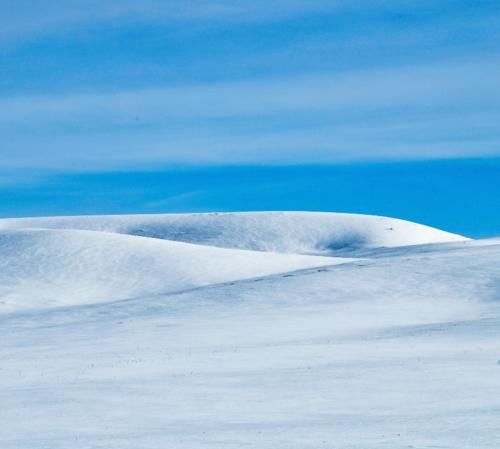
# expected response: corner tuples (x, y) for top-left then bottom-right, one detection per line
(1, 212), (498, 449)
(0, 211), (467, 255)
(0, 228), (337, 312)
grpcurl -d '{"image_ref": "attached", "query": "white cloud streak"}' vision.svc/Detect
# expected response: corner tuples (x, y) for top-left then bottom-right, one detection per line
(1, 56), (499, 170)
(1, 57), (499, 125)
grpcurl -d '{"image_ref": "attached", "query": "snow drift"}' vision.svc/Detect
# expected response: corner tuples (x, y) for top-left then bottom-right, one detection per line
(0, 228), (337, 312)
(0, 212), (467, 255)
(2, 211), (499, 449)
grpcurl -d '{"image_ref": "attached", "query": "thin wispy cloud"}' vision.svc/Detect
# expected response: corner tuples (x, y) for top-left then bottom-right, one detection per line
(2, 0), (497, 44)
(0, 0), (499, 176)
(1, 55), (499, 170)
(0, 0), (343, 42)
(3, 56), (500, 122)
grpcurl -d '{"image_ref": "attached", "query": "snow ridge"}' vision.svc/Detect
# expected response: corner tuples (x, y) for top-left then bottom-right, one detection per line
(0, 211), (467, 255)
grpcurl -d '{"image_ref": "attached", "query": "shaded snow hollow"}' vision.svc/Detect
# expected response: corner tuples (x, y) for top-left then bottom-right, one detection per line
(0, 211), (467, 255)
(0, 212), (467, 312)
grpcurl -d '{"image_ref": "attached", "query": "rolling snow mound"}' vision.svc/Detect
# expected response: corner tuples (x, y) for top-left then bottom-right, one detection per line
(0, 229), (337, 312)
(0, 212), (468, 255)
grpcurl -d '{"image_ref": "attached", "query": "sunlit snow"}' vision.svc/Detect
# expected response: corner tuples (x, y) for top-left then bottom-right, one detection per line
(1, 212), (498, 449)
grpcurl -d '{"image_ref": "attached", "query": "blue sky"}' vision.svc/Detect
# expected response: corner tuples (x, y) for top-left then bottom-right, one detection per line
(2, 160), (500, 238)
(1, 1), (499, 235)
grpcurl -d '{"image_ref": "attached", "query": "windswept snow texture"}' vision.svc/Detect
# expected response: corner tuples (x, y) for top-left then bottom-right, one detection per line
(0, 211), (467, 255)
(1, 212), (499, 449)
(0, 228), (337, 312)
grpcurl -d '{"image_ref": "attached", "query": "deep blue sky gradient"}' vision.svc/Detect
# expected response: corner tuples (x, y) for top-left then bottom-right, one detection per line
(2, 158), (499, 238)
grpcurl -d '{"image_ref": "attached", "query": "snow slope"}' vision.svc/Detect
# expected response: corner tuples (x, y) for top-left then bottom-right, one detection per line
(1, 235), (499, 449)
(0, 211), (467, 255)
(0, 228), (337, 313)
(0, 212), (498, 449)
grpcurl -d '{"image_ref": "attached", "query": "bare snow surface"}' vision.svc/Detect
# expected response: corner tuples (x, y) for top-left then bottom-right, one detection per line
(0, 211), (466, 254)
(1, 212), (499, 449)
(0, 228), (338, 312)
